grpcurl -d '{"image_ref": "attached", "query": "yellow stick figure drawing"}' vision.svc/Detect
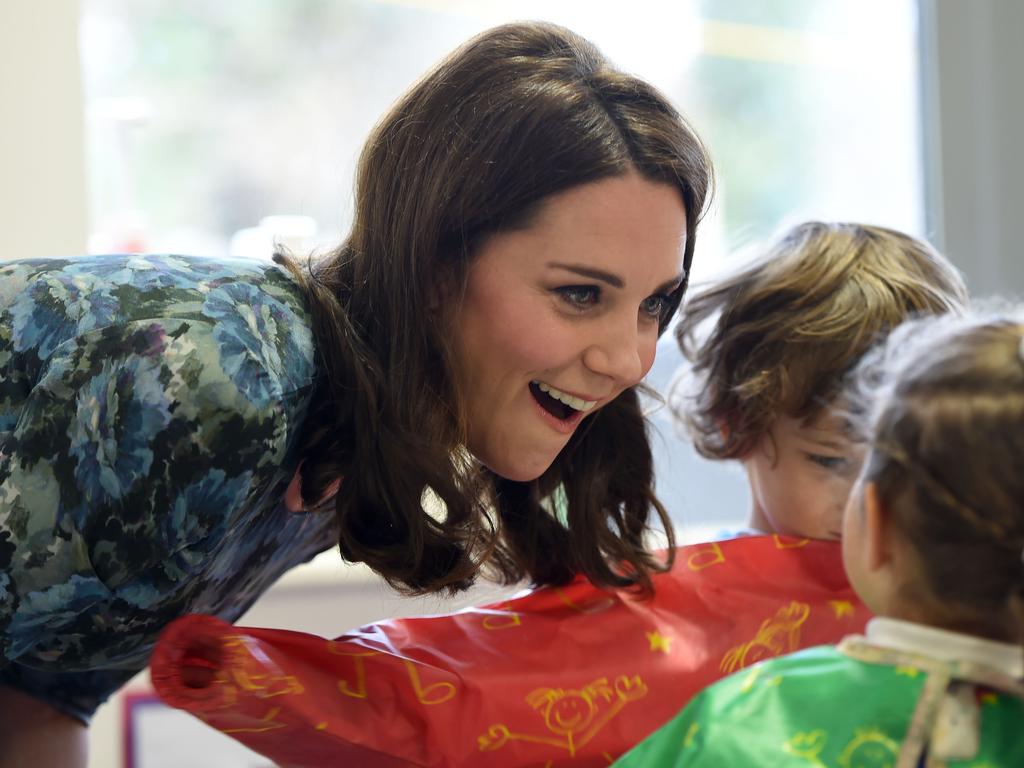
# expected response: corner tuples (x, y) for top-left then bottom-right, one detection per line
(478, 675), (647, 757)
(784, 730), (828, 768)
(721, 601), (810, 673)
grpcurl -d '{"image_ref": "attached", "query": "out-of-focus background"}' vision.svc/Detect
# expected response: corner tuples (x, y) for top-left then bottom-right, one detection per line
(1, 1), (1022, 765)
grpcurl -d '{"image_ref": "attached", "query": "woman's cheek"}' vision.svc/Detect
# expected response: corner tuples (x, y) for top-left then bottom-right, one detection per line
(639, 336), (659, 377)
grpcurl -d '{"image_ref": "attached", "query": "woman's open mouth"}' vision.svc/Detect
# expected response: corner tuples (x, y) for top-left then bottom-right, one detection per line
(529, 381), (597, 430)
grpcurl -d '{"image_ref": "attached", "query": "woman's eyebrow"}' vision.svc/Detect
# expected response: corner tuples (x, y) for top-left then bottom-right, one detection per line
(548, 262), (623, 288)
(656, 274), (686, 294)
(548, 263), (686, 294)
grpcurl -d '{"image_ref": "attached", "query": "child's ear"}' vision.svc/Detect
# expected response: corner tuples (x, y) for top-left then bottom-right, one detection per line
(862, 481), (891, 572)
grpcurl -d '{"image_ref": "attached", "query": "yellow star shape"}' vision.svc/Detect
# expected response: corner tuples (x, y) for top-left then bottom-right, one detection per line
(895, 665), (920, 678)
(647, 630), (672, 654)
(829, 600), (855, 618)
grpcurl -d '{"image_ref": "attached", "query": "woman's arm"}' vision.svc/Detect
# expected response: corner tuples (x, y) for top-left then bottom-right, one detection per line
(0, 685), (87, 768)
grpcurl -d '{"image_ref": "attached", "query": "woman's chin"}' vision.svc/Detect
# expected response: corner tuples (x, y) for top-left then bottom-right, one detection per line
(478, 452), (556, 483)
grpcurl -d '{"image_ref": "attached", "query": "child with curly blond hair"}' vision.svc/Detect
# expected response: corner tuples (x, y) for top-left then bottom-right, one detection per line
(673, 221), (967, 540)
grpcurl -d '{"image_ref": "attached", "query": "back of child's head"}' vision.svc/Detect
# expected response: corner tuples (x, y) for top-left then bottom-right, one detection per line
(849, 310), (1024, 638)
(674, 221), (968, 460)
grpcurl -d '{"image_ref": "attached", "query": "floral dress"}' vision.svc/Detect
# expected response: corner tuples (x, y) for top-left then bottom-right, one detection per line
(0, 254), (338, 723)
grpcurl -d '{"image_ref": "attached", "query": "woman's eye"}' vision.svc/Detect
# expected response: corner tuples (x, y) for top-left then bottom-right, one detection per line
(640, 294), (669, 320)
(555, 285), (600, 309)
(807, 453), (848, 471)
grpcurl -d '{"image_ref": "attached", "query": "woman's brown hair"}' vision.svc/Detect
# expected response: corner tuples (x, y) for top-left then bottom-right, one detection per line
(850, 312), (1024, 641)
(275, 21), (712, 594)
(673, 222), (967, 460)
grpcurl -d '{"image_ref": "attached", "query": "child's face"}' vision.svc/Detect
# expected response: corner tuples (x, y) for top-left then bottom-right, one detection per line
(841, 479), (885, 614)
(742, 410), (861, 540)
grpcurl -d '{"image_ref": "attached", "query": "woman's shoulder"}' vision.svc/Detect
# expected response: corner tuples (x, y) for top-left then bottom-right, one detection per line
(1, 255), (319, 563)
(1, 253), (310, 327)
(0, 254), (316, 400)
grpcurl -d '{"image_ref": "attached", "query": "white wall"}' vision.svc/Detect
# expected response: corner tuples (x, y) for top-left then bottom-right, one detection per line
(0, 2), (88, 258)
(921, 0), (1024, 297)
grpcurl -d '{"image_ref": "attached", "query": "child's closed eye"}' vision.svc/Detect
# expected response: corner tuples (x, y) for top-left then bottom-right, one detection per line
(806, 453), (849, 471)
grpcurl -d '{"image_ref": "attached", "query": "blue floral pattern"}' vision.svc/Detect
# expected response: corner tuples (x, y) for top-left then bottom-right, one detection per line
(0, 254), (335, 723)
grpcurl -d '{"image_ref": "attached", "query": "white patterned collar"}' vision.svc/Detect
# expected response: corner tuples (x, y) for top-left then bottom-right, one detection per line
(866, 617), (1023, 679)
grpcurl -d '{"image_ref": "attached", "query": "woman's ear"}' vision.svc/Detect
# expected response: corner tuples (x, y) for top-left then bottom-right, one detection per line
(427, 264), (462, 315)
(425, 279), (444, 313)
(862, 481), (891, 573)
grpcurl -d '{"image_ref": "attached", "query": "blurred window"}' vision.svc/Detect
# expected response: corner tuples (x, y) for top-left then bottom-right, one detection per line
(81, 0), (920, 535)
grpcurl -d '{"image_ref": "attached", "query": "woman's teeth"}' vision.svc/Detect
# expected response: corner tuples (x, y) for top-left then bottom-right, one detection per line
(535, 381), (597, 412)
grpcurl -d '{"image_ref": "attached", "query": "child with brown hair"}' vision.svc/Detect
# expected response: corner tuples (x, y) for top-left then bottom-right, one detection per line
(616, 310), (1024, 766)
(673, 221), (967, 539)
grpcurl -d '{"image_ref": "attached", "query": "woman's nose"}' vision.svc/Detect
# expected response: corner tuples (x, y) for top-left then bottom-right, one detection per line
(581, 315), (648, 384)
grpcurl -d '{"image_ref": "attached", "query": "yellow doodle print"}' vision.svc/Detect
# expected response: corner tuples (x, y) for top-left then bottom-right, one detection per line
(403, 660), (457, 705)
(682, 723), (700, 748)
(740, 666), (763, 694)
(720, 601), (810, 673)
(220, 706), (288, 734)
(773, 535), (811, 549)
(556, 588), (615, 614)
(211, 676), (238, 709)
(327, 644), (459, 703)
(478, 675), (647, 757)
(212, 636), (304, 703)
(837, 728), (898, 768)
(686, 542), (725, 571)
(783, 730), (828, 767)
(327, 646), (381, 699)
(646, 630), (671, 654)
(829, 600), (855, 619)
(482, 603), (522, 630)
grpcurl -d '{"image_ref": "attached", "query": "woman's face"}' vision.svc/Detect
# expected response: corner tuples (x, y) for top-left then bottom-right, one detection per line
(452, 173), (688, 481)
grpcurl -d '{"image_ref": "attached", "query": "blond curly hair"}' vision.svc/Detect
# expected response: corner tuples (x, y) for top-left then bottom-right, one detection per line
(673, 221), (968, 459)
